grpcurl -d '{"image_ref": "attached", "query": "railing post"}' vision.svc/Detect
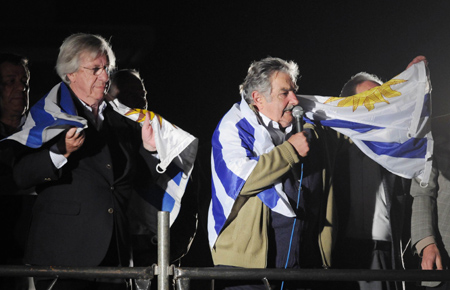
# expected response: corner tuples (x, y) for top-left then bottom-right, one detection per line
(175, 277), (190, 290)
(158, 211), (170, 290)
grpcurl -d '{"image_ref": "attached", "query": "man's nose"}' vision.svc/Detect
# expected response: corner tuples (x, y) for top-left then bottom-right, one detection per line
(18, 80), (28, 92)
(98, 69), (109, 81)
(288, 91), (299, 105)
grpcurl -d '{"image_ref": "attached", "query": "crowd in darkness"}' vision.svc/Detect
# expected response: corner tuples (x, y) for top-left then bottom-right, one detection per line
(0, 33), (449, 290)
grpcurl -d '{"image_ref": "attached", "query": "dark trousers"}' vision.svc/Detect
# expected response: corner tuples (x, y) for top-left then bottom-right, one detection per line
(34, 227), (129, 290)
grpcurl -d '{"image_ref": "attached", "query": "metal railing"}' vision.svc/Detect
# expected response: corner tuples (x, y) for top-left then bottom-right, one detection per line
(174, 267), (450, 290)
(0, 265), (154, 280)
(1, 211), (450, 290)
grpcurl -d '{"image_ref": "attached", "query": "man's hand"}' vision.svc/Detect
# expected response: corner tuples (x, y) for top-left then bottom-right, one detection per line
(142, 111), (157, 152)
(57, 127), (85, 158)
(421, 243), (443, 270)
(406, 55), (428, 70)
(287, 132), (309, 157)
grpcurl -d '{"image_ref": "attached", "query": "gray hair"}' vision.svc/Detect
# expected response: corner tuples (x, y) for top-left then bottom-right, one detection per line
(340, 72), (383, 97)
(239, 57), (299, 104)
(56, 33), (116, 84)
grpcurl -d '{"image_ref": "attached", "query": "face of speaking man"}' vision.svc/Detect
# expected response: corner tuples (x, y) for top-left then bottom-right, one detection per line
(253, 71), (299, 129)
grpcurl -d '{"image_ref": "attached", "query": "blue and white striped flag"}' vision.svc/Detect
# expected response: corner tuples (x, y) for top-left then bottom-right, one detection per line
(5, 82), (198, 226)
(208, 98), (296, 248)
(6, 81), (87, 147)
(298, 61), (433, 185)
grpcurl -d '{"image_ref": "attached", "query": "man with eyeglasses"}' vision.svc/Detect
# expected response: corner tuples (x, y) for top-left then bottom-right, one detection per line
(11, 33), (158, 290)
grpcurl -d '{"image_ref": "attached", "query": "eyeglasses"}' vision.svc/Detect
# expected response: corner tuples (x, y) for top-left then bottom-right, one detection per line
(81, 66), (110, 76)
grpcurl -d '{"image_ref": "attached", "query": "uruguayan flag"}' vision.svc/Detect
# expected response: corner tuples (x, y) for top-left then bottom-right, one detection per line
(5, 82), (198, 226)
(109, 98), (198, 226)
(208, 98), (296, 248)
(298, 61), (433, 185)
(6, 82), (87, 147)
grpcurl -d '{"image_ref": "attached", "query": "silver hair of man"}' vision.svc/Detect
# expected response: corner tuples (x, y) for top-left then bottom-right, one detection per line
(56, 33), (116, 84)
(340, 71), (383, 97)
(239, 57), (299, 104)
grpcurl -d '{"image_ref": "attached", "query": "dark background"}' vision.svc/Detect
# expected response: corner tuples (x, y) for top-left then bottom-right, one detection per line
(2, 0), (450, 275)
(3, 1), (450, 143)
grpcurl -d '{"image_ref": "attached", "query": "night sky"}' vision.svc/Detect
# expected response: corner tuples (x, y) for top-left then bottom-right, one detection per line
(2, 0), (450, 270)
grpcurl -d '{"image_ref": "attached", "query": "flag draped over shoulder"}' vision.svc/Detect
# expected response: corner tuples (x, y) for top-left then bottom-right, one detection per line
(6, 82), (88, 147)
(298, 61), (433, 185)
(208, 98), (296, 248)
(5, 82), (198, 226)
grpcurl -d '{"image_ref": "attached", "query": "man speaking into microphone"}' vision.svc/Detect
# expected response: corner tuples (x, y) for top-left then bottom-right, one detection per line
(208, 57), (325, 290)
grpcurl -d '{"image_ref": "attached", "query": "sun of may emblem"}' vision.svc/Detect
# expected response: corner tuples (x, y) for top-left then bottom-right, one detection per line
(125, 109), (164, 128)
(324, 79), (407, 111)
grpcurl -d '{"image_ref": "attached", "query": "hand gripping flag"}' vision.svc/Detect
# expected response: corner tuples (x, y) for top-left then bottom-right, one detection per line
(298, 61), (433, 185)
(5, 82), (198, 226)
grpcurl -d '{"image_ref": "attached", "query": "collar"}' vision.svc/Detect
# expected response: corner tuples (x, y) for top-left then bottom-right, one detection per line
(259, 111), (281, 130)
(77, 98), (107, 115)
(249, 103), (287, 146)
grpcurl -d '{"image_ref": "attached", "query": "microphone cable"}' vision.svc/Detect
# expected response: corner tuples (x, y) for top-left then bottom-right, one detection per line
(280, 162), (304, 290)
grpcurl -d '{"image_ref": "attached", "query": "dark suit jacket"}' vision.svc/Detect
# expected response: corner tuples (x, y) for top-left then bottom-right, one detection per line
(336, 142), (411, 269)
(411, 123), (450, 287)
(13, 93), (154, 267)
(315, 126), (411, 270)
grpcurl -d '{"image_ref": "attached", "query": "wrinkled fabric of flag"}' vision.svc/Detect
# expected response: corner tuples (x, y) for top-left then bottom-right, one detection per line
(5, 82), (198, 226)
(298, 61), (433, 185)
(109, 99), (198, 226)
(208, 98), (296, 248)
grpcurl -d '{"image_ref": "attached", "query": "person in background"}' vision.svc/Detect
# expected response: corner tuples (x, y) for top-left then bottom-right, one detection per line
(0, 52), (34, 290)
(106, 67), (199, 270)
(330, 56), (427, 290)
(411, 113), (450, 289)
(0, 52), (30, 193)
(106, 68), (148, 110)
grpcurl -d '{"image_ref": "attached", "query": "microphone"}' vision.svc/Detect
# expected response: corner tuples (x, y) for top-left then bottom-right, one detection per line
(292, 106), (304, 133)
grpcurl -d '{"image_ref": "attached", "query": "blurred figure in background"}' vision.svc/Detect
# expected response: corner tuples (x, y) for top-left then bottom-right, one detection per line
(0, 52), (30, 193)
(107, 69), (147, 109)
(0, 52), (34, 290)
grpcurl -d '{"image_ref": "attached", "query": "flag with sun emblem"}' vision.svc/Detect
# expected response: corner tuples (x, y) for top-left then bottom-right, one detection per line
(298, 61), (433, 184)
(109, 99), (198, 227)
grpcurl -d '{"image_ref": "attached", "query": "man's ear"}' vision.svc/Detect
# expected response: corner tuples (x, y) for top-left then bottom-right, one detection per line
(252, 91), (264, 111)
(67, 72), (76, 83)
